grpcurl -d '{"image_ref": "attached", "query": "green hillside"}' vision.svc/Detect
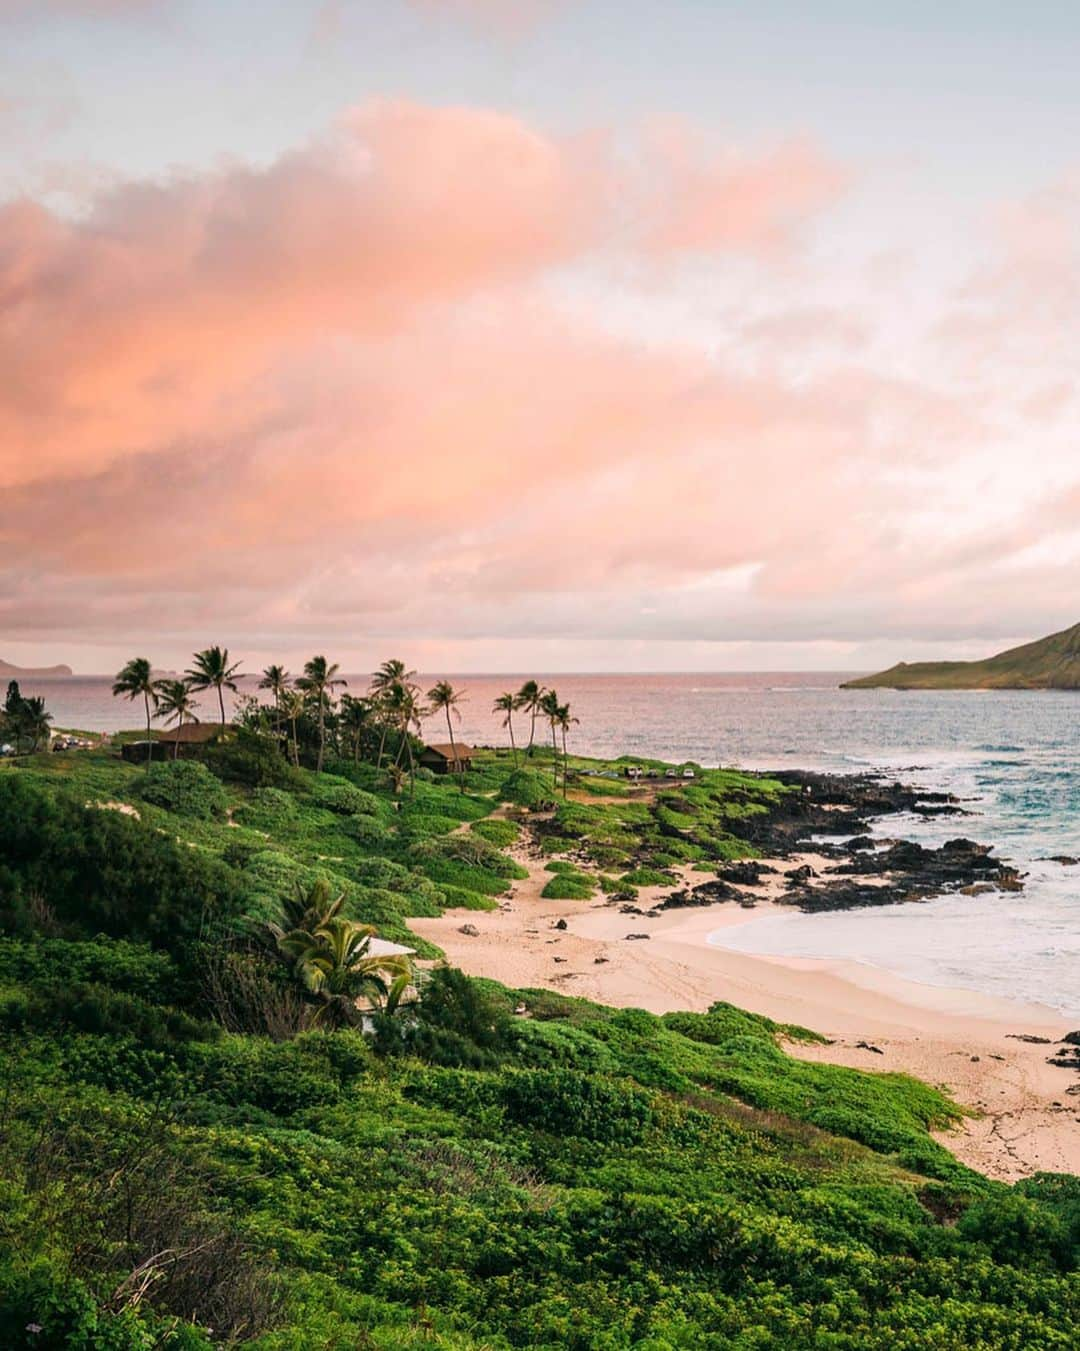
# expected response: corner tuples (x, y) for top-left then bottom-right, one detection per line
(2, 742), (1080, 1346)
(842, 622), (1080, 689)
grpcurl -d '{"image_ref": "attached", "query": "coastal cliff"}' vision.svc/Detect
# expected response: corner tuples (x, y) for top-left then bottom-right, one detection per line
(0, 657), (73, 678)
(843, 621), (1080, 689)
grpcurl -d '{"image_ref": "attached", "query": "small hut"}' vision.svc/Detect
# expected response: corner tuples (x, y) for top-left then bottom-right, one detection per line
(418, 742), (474, 775)
(121, 722), (233, 763)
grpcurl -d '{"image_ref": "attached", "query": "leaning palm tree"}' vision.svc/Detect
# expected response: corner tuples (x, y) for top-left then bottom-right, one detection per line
(370, 659), (416, 768)
(539, 688), (562, 791)
(385, 679), (426, 797)
(493, 691), (519, 766)
(427, 679), (467, 792)
(296, 655), (346, 773)
(186, 646), (244, 725)
(555, 701), (580, 799)
(514, 680), (546, 757)
(280, 687), (305, 768)
(153, 679), (199, 759)
(112, 657), (158, 766)
(258, 664), (290, 739)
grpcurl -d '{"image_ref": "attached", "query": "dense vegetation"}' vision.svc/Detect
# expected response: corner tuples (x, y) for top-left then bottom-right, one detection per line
(3, 741), (1080, 1347)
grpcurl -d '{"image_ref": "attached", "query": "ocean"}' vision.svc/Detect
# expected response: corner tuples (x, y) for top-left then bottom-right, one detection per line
(15, 671), (1080, 1019)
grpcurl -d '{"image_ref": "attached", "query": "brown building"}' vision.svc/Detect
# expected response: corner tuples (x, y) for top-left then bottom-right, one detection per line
(418, 742), (474, 775)
(121, 722), (233, 763)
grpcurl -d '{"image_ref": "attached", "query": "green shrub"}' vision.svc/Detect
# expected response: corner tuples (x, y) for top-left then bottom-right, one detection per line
(139, 759), (229, 819)
(244, 786), (297, 823)
(620, 866), (677, 887)
(540, 874), (593, 900)
(499, 768), (556, 810)
(470, 818), (520, 848)
(309, 777), (380, 817)
(204, 728), (303, 789)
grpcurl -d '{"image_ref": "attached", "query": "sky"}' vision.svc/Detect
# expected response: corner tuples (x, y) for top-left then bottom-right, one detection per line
(3, 1), (1080, 674)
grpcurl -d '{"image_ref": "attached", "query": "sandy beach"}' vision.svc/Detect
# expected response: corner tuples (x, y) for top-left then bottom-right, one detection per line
(412, 841), (1080, 1182)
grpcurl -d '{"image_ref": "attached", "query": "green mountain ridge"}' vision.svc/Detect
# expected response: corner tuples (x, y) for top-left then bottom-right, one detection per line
(843, 622), (1080, 689)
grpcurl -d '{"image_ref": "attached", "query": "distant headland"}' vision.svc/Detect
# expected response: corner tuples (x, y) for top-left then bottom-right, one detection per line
(0, 658), (73, 678)
(843, 622), (1080, 690)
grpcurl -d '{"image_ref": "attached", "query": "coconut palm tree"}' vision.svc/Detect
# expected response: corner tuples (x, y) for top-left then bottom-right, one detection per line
(280, 687), (305, 768)
(514, 680), (546, 756)
(112, 657), (158, 766)
(153, 679), (199, 759)
(186, 646), (244, 725)
(258, 664), (290, 740)
(555, 701), (579, 798)
(370, 659), (416, 768)
(539, 687), (562, 791)
(493, 691), (519, 766)
(266, 881), (411, 1028)
(296, 655), (346, 773)
(385, 679), (426, 797)
(339, 693), (373, 763)
(22, 696), (52, 753)
(427, 679), (467, 792)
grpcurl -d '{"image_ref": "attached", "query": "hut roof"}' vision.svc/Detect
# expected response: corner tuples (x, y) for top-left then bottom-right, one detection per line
(154, 721), (231, 744)
(421, 742), (475, 760)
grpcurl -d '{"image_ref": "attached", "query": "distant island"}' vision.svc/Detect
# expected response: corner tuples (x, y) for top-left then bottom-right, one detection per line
(0, 657), (73, 678)
(843, 622), (1080, 689)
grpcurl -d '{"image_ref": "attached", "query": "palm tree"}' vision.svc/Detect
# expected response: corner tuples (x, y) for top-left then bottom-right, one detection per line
(266, 881), (411, 1028)
(153, 679), (199, 759)
(258, 664), (290, 740)
(296, 655), (346, 773)
(514, 680), (546, 757)
(22, 697), (52, 753)
(339, 693), (373, 763)
(555, 701), (579, 798)
(493, 691), (519, 766)
(280, 687), (305, 768)
(370, 659), (416, 768)
(186, 646), (244, 725)
(539, 688), (562, 791)
(427, 679), (467, 792)
(385, 679), (426, 797)
(112, 658), (158, 766)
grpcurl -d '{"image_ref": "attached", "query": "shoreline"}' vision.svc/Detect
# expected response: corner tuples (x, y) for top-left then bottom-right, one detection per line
(412, 844), (1080, 1182)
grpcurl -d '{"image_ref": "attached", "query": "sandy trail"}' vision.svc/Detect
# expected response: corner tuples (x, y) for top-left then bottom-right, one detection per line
(411, 836), (1080, 1182)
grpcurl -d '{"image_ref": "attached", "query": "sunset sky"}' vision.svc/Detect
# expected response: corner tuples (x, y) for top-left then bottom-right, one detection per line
(4, 1), (1080, 673)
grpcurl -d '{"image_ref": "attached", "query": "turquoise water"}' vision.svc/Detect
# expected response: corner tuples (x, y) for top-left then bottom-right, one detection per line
(21, 671), (1080, 1017)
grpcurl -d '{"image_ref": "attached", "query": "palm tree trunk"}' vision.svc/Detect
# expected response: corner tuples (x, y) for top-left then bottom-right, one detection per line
(144, 690), (152, 769)
(561, 727), (568, 798)
(291, 717), (299, 767)
(527, 708), (537, 756)
(446, 708), (464, 794)
(317, 694), (326, 774)
(508, 714), (518, 767)
(174, 721), (182, 760)
(376, 724), (388, 769)
(550, 722), (559, 791)
(405, 732), (416, 798)
(218, 683), (226, 726)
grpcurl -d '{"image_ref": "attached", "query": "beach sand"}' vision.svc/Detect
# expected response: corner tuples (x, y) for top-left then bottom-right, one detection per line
(412, 843), (1080, 1182)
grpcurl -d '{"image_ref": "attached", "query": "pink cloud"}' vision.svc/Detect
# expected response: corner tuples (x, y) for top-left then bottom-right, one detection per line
(9, 95), (1031, 663)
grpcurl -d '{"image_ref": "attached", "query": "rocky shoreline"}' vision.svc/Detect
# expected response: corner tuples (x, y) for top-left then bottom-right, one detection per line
(648, 769), (1025, 915)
